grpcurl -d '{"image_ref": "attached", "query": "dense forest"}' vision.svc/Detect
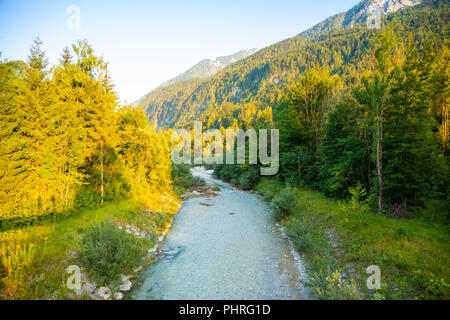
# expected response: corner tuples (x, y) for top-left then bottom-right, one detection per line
(138, 0), (450, 220)
(139, 0), (448, 130)
(213, 23), (449, 221)
(0, 0), (448, 301)
(0, 40), (173, 227)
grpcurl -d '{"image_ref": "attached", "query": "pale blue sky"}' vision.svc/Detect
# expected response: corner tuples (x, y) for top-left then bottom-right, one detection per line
(0, 0), (358, 103)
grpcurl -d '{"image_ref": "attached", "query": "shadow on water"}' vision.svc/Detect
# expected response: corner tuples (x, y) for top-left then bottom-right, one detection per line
(132, 167), (310, 300)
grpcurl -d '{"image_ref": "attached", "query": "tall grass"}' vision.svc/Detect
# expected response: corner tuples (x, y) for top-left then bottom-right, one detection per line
(0, 229), (38, 297)
(255, 179), (450, 300)
(0, 194), (179, 299)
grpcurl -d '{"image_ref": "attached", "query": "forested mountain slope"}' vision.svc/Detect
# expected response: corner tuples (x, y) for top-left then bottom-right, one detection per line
(138, 0), (448, 129)
(298, 0), (422, 38)
(159, 49), (257, 87)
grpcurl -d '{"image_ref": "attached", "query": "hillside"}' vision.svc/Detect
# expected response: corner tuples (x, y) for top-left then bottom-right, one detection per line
(137, 0), (448, 129)
(159, 49), (257, 87)
(298, 0), (422, 38)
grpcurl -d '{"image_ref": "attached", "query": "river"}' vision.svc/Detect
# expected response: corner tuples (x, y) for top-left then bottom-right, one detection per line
(132, 167), (310, 300)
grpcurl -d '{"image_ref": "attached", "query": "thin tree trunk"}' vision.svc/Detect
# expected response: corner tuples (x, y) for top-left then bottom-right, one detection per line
(376, 107), (384, 214)
(443, 97), (448, 156)
(297, 152), (302, 179)
(100, 142), (104, 206)
(367, 142), (371, 193)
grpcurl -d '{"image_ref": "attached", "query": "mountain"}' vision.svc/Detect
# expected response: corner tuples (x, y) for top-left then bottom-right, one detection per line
(137, 0), (448, 129)
(160, 49), (257, 87)
(299, 0), (422, 38)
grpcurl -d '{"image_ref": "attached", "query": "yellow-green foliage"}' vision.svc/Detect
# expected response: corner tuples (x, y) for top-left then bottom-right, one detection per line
(0, 41), (174, 226)
(0, 193), (180, 299)
(0, 229), (38, 297)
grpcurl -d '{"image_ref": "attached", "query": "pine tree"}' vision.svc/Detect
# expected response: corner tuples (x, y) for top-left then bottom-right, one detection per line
(383, 36), (444, 213)
(354, 23), (403, 214)
(59, 47), (73, 67)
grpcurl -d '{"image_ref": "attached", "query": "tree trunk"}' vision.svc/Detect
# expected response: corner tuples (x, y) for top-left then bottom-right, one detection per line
(100, 142), (104, 206)
(297, 152), (302, 179)
(367, 142), (371, 193)
(376, 109), (384, 214)
(443, 97), (448, 156)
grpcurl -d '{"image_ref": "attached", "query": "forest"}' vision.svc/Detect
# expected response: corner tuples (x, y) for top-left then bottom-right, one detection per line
(0, 0), (448, 301)
(140, 0), (449, 130)
(0, 39), (174, 227)
(213, 21), (449, 219)
(0, 40), (190, 299)
(205, 3), (449, 299)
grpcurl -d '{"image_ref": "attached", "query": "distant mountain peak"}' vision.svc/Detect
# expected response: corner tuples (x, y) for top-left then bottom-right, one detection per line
(298, 0), (421, 37)
(159, 49), (257, 87)
(370, 0), (422, 14)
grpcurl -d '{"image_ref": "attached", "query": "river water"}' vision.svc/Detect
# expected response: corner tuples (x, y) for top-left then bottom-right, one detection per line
(132, 167), (310, 300)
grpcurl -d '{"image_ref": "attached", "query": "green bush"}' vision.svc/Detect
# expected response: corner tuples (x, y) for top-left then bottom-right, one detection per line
(412, 269), (449, 297)
(286, 220), (316, 253)
(255, 179), (283, 201)
(309, 267), (362, 300)
(78, 222), (147, 285)
(239, 169), (258, 190)
(172, 164), (205, 194)
(416, 199), (450, 223)
(270, 187), (297, 220)
(394, 226), (409, 239)
(74, 186), (100, 211)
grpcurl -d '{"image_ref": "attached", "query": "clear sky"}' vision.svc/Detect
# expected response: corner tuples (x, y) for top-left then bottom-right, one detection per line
(0, 0), (358, 103)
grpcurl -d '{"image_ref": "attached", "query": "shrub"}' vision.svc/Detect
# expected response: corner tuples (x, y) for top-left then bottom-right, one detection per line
(412, 269), (449, 297)
(394, 226), (409, 239)
(172, 164), (205, 195)
(270, 187), (297, 220)
(417, 199), (450, 223)
(239, 169), (259, 190)
(348, 183), (369, 211)
(309, 268), (362, 300)
(255, 179), (283, 201)
(286, 220), (316, 253)
(78, 222), (147, 285)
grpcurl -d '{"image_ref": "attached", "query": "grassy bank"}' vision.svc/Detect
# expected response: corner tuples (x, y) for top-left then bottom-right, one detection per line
(0, 192), (181, 299)
(256, 179), (450, 300)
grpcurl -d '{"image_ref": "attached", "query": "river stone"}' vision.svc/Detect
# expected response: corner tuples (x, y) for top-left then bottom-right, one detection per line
(82, 282), (96, 294)
(73, 288), (82, 297)
(120, 274), (131, 282)
(114, 292), (124, 300)
(119, 279), (132, 291)
(96, 287), (111, 300)
(200, 202), (213, 207)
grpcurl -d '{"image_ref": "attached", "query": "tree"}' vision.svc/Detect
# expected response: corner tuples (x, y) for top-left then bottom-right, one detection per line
(286, 66), (340, 153)
(72, 40), (119, 205)
(320, 98), (370, 198)
(60, 47), (73, 67)
(355, 23), (403, 214)
(383, 36), (444, 212)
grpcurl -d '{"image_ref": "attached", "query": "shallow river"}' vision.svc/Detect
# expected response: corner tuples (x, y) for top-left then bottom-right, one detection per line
(132, 167), (309, 300)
